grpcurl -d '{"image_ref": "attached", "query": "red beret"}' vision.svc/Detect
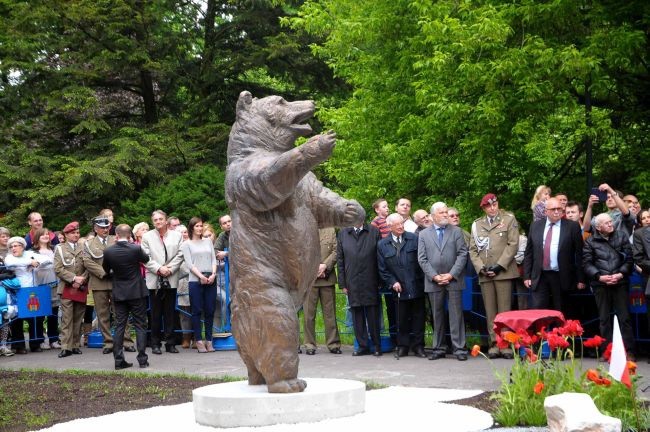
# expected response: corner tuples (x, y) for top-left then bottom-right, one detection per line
(63, 221), (80, 234)
(480, 193), (498, 207)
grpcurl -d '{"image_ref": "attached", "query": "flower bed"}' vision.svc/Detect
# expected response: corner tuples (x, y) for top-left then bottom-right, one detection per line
(472, 319), (649, 431)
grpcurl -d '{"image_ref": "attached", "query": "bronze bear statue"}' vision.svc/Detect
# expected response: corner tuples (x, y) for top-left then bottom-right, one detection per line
(225, 91), (364, 393)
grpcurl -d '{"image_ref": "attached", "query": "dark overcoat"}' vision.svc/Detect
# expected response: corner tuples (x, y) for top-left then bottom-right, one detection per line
(336, 224), (381, 307)
(377, 232), (424, 300)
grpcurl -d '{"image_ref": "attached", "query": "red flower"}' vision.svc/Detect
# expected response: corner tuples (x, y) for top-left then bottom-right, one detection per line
(496, 338), (510, 350)
(533, 381), (544, 394)
(603, 343), (612, 362)
(471, 345), (481, 357)
(546, 333), (569, 351)
(627, 361), (637, 376)
(502, 331), (520, 344)
(586, 369), (612, 386)
(557, 320), (584, 337)
(586, 369), (600, 383)
(516, 328), (538, 347)
(583, 335), (606, 349)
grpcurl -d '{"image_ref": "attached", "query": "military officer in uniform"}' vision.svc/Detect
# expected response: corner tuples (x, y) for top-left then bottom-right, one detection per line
(54, 221), (88, 358)
(469, 193), (519, 359)
(83, 216), (135, 354)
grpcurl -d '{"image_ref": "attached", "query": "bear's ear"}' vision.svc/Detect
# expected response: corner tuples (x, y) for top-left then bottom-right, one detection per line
(237, 91), (253, 113)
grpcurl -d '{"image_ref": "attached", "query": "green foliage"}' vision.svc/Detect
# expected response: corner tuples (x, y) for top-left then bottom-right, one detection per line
(292, 0), (650, 227)
(0, 0), (344, 230)
(120, 165), (227, 227)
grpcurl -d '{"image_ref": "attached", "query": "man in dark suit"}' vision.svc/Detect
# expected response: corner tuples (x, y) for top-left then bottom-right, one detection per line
(523, 197), (585, 312)
(418, 202), (468, 361)
(337, 223), (382, 357)
(378, 213), (426, 358)
(102, 224), (150, 370)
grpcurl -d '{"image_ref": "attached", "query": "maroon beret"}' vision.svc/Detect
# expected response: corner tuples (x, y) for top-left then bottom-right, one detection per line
(63, 221), (80, 234)
(480, 193), (498, 207)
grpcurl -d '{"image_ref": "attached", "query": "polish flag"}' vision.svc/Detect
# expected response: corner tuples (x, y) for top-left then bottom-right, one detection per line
(608, 315), (631, 389)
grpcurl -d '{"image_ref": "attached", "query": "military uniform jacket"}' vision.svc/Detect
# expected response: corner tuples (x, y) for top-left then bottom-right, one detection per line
(82, 235), (115, 291)
(314, 227), (337, 288)
(54, 242), (88, 296)
(469, 210), (519, 282)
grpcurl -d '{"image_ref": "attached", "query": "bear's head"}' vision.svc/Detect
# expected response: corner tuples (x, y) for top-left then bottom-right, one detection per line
(228, 91), (315, 162)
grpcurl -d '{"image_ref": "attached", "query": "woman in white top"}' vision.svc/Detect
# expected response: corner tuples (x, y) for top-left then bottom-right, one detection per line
(32, 228), (61, 349)
(181, 217), (217, 353)
(4, 236), (53, 353)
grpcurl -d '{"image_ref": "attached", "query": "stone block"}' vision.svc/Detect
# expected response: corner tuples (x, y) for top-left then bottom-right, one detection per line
(544, 392), (621, 432)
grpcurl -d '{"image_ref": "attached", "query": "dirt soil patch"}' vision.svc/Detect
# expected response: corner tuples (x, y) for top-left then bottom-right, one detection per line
(0, 370), (229, 432)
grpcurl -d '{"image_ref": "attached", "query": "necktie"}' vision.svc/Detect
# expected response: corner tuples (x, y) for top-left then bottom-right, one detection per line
(543, 223), (553, 270)
(488, 217), (493, 226)
(102, 239), (106, 246)
(397, 236), (401, 245)
(437, 228), (444, 245)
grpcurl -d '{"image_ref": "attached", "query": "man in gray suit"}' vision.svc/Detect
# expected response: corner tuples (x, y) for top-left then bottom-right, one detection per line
(418, 202), (468, 361)
(141, 210), (184, 354)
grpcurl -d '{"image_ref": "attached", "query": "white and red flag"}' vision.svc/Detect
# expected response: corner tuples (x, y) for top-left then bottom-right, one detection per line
(608, 315), (631, 389)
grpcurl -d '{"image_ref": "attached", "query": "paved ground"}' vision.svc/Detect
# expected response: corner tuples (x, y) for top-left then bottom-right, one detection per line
(2, 344), (649, 393)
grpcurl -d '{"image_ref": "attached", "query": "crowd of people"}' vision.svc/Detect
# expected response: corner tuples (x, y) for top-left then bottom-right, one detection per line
(311, 183), (649, 363)
(0, 210), (232, 369)
(1, 181), (649, 368)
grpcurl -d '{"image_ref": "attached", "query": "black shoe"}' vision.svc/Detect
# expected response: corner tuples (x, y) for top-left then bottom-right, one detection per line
(306, 349), (316, 355)
(373, 351), (382, 357)
(397, 347), (409, 357)
(15, 347), (27, 355)
(139, 362), (150, 368)
(298, 347), (302, 354)
(165, 345), (179, 354)
(115, 361), (133, 370)
(413, 347), (427, 358)
(58, 350), (72, 358)
(102, 347), (113, 354)
(352, 349), (370, 356)
(71, 348), (82, 355)
(329, 348), (342, 354)
(456, 353), (468, 361)
(152, 346), (162, 355)
(31, 347), (43, 353)
(124, 346), (136, 352)
(428, 351), (445, 360)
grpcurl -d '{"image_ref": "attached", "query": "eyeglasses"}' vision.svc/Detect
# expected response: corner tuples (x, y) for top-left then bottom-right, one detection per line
(448, 214), (459, 218)
(9, 244), (23, 248)
(623, 200), (639, 205)
(546, 208), (563, 212)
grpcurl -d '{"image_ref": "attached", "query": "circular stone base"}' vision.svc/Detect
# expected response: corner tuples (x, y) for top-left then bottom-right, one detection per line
(193, 378), (365, 428)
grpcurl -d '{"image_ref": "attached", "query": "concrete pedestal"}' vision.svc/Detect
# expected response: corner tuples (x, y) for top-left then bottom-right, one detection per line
(193, 378), (365, 428)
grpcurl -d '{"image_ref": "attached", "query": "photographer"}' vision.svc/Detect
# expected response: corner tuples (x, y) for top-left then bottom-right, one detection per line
(141, 210), (184, 355)
(583, 183), (636, 238)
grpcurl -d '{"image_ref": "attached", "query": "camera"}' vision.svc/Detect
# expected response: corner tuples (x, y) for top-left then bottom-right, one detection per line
(590, 187), (608, 203)
(158, 277), (171, 290)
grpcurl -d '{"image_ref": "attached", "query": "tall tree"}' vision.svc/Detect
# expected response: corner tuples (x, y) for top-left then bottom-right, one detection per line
(0, 0), (344, 231)
(292, 0), (650, 224)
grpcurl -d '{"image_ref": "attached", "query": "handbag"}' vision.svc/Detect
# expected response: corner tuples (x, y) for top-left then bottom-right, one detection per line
(62, 283), (88, 303)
